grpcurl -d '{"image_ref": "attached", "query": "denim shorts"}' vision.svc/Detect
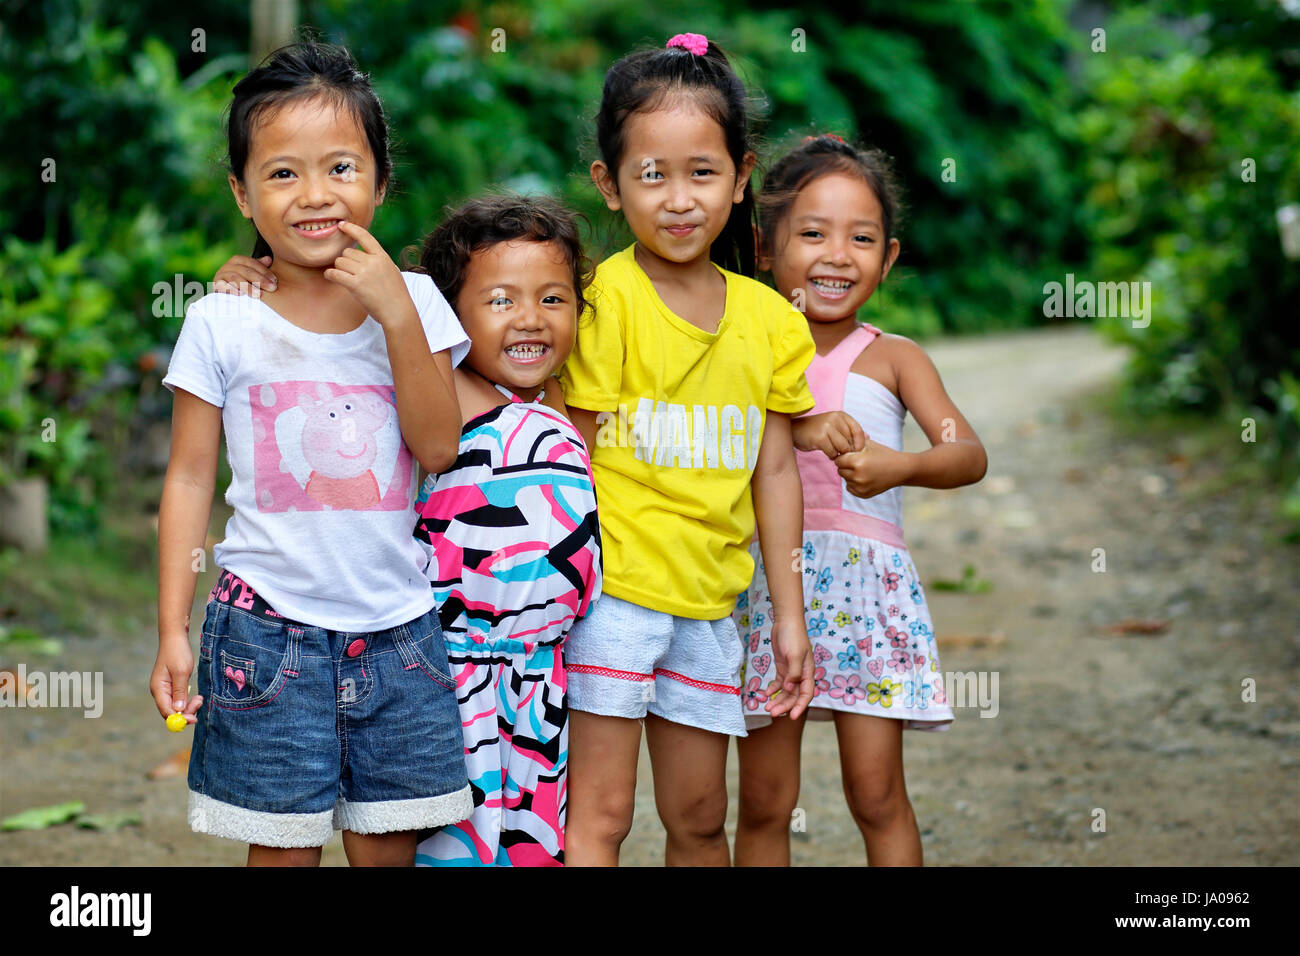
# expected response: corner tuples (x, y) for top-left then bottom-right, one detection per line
(187, 570), (473, 848)
(565, 593), (747, 737)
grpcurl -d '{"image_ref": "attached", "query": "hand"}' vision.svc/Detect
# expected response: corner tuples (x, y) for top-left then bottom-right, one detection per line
(213, 255), (277, 297)
(150, 634), (203, 724)
(792, 411), (865, 459)
(765, 615), (815, 719)
(324, 221), (413, 326)
(835, 440), (912, 499)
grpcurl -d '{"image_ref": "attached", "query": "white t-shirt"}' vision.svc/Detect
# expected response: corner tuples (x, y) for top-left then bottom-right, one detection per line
(162, 273), (469, 631)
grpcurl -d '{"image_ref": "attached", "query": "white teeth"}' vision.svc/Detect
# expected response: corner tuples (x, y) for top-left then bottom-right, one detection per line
(812, 278), (851, 291)
(506, 344), (546, 358)
(296, 220), (339, 232)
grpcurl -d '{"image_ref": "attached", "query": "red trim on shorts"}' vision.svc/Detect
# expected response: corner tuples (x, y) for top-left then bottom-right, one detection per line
(654, 668), (741, 695)
(569, 663), (740, 696)
(567, 663), (652, 682)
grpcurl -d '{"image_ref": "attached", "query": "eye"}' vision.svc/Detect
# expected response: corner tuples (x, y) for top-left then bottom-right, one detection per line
(343, 403), (353, 411)
(491, 295), (513, 309)
(800, 230), (823, 240)
(332, 162), (355, 176)
(854, 234), (874, 244)
(692, 168), (716, 177)
(328, 411), (337, 420)
(542, 294), (566, 304)
(270, 169), (294, 180)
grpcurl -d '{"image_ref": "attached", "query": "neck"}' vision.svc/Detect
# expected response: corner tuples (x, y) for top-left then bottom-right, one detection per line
(263, 259), (368, 327)
(807, 315), (860, 355)
(267, 259), (339, 296)
(632, 241), (715, 287)
(471, 366), (541, 403)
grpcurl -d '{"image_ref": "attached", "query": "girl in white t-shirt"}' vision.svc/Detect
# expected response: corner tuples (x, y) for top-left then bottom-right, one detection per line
(149, 41), (472, 866)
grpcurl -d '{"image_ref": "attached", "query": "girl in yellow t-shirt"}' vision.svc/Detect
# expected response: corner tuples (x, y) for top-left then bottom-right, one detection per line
(559, 32), (816, 866)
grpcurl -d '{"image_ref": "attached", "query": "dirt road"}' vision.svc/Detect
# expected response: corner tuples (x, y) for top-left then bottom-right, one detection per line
(3, 326), (1297, 865)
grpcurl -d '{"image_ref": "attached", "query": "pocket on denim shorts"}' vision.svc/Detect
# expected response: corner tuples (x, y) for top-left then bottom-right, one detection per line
(394, 617), (457, 691)
(206, 609), (297, 709)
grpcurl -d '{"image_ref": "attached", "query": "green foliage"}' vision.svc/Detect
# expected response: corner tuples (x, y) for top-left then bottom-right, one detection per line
(1, 0), (244, 244)
(3, 0), (1297, 533)
(1076, 7), (1300, 519)
(0, 214), (236, 527)
(294, 0), (1086, 329)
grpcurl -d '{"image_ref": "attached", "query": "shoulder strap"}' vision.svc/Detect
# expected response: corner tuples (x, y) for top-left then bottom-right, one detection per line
(493, 383), (544, 404)
(807, 323), (881, 414)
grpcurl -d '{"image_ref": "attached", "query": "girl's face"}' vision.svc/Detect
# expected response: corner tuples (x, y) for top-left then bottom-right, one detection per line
(592, 97), (755, 268)
(228, 96), (384, 270)
(763, 172), (901, 324)
(455, 240), (578, 400)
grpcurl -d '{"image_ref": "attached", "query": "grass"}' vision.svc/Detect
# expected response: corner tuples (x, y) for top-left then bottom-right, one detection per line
(0, 510), (159, 638)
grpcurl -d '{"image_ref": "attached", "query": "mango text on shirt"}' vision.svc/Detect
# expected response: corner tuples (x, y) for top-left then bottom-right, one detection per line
(595, 399), (764, 470)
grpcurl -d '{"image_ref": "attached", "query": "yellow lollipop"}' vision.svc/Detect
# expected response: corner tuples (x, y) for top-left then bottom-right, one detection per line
(166, 712), (187, 732)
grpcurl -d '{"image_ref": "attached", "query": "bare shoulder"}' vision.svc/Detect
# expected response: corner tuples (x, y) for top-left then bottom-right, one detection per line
(874, 333), (941, 379)
(848, 330), (926, 397)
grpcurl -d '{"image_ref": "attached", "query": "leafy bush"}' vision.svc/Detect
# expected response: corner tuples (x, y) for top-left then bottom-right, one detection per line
(1077, 7), (1300, 518)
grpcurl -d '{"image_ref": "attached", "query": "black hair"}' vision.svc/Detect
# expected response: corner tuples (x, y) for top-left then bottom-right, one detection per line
(758, 134), (904, 268)
(594, 38), (758, 276)
(225, 41), (392, 259)
(412, 194), (592, 319)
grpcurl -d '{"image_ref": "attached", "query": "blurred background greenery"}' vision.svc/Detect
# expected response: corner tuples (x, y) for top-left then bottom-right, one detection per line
(1, 0), (1298, 540)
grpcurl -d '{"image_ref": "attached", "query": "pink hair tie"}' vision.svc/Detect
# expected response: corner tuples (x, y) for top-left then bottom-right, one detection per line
(667, 33), (709, 56)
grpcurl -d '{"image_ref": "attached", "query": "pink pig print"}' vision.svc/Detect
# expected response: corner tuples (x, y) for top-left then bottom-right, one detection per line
(269, 383), (401, 511)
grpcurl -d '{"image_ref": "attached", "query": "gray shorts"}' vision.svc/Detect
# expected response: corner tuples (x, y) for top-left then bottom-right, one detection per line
(565, 593), (747, 737)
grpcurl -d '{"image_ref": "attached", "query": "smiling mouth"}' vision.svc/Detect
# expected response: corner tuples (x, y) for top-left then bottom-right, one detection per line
(664, 224), (698, 236)
(810, 277), (854, 298)
(505, 343), (549, 363)
(337, 442), (369, 460)
(294, 219), (342, 236)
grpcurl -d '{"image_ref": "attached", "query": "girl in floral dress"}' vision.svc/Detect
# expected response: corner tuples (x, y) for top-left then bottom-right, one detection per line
(734, 135), (987, 865)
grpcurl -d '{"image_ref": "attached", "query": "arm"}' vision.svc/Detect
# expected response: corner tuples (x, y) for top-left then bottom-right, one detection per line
(792, 411), (866, 458)
(151, 389), (222, 722)
(378, 312), (461, 474)
(836, 337), (987, 498)
(751, 412), (814, 719)
(568, 406), (600, 452)
(328, 222), (462, 474)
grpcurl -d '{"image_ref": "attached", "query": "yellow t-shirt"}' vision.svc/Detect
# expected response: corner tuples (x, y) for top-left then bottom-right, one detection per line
(559, 244), (815, 619)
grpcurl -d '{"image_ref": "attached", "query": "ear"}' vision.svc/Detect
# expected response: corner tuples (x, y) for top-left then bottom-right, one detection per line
(733, 150), (757, 204)
(590, 160), (621, 211)
(229, 173), (253, 220)
(880, 237), (901, 281)
(375, 177), (387, 208)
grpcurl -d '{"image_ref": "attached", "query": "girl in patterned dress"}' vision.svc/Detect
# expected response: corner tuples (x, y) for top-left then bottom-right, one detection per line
(409, 196), (601, 866)
(733, 136), (987, 865)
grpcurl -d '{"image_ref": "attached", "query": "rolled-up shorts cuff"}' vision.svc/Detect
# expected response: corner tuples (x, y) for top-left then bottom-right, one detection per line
(332, 785), (474, 835)
(188, 790), (333, 848)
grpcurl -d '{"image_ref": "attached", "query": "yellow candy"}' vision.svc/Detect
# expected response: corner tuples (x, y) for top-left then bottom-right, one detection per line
(166, 712), (187, 732)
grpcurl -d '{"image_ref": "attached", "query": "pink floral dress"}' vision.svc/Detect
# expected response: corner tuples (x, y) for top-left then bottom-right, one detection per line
(734, 324), (953, 731)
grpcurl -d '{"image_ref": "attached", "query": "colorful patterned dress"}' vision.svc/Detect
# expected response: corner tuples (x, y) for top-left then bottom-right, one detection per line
(413, 386), (601, 866)
(735, 324), (953, 731)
